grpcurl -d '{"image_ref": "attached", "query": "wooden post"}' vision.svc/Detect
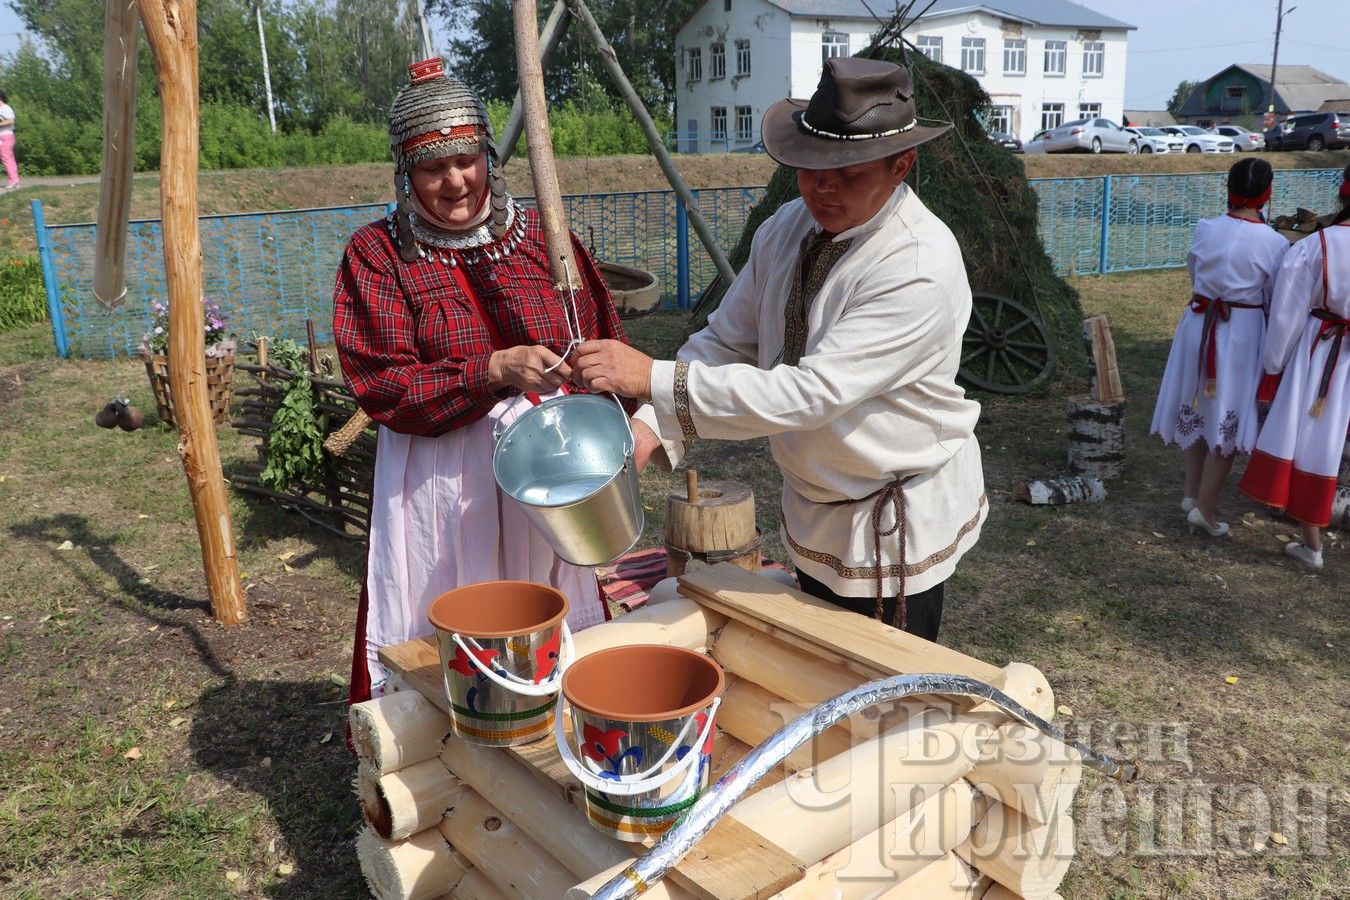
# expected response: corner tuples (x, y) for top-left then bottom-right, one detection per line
(511, 0), (580, 290)
(135, 0), (247, 625)
(93, 0), (139, 310)
(686, 469), (699, 504)
(664, 478), (759, 577)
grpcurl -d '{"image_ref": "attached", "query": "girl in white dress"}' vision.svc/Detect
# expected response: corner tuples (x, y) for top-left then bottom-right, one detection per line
(1240, 164), (1350, 569)
(1151, 158), (1290, 536)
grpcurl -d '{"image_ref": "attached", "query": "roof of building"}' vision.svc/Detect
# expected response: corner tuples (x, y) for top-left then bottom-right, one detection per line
(758, 0), (1133, 30)
(1180, 64), (1350, 117)
(1317, 98), (1350, 113)
(1124, 109), (1176, 126)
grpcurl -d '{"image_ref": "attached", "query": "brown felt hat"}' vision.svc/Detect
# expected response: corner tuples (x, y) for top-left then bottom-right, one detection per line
(761, 57), (951, 169)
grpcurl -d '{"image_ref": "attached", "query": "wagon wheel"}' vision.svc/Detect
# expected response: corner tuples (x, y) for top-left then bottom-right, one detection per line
(958, 293), (1055, 394)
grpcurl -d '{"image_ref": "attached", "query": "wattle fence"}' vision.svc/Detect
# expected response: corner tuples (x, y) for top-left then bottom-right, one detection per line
(33, 168), (1346, 359)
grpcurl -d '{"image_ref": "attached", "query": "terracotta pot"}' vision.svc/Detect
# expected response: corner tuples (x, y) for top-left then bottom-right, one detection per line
(428, 581), (569, 747)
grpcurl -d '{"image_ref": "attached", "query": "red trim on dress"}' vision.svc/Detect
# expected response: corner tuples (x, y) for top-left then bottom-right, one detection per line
(1238, 449), (1293, 510)
(1286, 468), (1338, 527)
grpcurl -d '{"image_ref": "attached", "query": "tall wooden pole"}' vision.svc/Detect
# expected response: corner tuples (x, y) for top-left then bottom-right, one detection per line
(134, 0), (248, 625)
(498, 0), (572, 167)
(93, 0), (140, 309)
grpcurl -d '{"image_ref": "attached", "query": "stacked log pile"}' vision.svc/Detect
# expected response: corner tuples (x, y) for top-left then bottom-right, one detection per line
(352, 563), (1082, 899)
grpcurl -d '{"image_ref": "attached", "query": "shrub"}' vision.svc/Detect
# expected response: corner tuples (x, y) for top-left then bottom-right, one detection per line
(0, 255), (47, 332)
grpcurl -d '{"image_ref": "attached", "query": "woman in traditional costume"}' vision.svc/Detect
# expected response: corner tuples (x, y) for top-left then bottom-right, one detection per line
(1151, 157), (1289, 536)
(333, 59), (629, 700)
(1239, 164), (1350, 569)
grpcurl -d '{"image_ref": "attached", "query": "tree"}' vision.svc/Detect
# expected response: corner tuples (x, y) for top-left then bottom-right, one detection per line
(1167, 79), (1199, 118)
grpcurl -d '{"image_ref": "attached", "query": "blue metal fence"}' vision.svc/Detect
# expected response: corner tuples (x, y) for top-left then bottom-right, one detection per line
(34, 169), (1345, 358)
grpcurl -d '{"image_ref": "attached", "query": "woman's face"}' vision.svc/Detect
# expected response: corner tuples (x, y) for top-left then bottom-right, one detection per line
(410, 152), (489, 228)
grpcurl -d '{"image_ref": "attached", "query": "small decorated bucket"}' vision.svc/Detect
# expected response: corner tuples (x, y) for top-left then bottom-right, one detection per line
(558, 645), (725, 842)
(428, 581), (572, 747)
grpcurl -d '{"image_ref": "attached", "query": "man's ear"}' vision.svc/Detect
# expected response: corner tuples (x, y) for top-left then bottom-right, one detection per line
(891, 149), (918, 183)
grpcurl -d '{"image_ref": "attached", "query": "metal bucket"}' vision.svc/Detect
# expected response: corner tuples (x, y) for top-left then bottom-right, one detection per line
(493, 393), (644, 567)
(427, 581), (572, 747)
(557, 645), (725, 842)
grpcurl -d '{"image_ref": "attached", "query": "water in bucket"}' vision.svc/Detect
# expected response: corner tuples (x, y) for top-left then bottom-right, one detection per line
(558, 645), (725, 841)
(428, 581), (570, 747)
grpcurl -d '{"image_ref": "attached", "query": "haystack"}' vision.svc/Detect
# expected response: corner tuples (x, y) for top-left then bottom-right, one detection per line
(693, 51), (1086, 383)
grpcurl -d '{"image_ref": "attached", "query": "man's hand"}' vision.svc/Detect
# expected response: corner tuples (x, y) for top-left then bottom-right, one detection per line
(488, 345), (572, 393)
(573, 340), (654, 401)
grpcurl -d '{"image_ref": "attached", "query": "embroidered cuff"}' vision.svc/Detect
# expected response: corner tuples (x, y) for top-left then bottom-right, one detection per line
(673, 361), (699, 442)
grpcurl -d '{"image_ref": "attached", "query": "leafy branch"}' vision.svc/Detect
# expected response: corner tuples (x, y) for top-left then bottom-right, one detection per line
(259, 338), (326, 492)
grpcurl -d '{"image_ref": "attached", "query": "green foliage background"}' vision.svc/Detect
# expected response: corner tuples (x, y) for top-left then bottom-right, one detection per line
(0, 256), (45, 333)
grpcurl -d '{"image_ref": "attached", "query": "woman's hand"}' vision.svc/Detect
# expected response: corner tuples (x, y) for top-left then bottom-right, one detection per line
(573, 340), (654, 400)
(488, 345), (572, 393)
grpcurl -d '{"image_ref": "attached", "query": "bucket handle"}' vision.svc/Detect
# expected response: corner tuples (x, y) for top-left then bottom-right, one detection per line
(491, 387), (636, 460)
(490, 341), (583, 441)
(450, 622), (574, 698)
(554, 695), (721, 797)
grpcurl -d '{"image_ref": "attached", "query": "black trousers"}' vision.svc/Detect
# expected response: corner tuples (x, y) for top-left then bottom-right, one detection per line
(795, 569), (945, 643)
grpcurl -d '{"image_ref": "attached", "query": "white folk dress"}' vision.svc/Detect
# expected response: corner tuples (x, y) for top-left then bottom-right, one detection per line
(1151, 214), (1290, 454)
(635, 185), (985, 598)
(1239, 224), (1350, 526)
(363, 388), (605, 693)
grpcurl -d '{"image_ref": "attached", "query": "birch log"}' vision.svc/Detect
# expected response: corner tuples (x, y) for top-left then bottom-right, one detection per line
(1066, 395), (1126, 481)
(1012, 476), (1107, 506)
(351, 691), (452, 774)
(955, 806), (1074, 900)
(436, 787), (578, 897)
(1331, 488), (1350, 528)
(356, 824), (468, 900)
(876, 851), (988, 899)
(449, 867), (510, 900)
(134, 0), (247, 625)
(571, 597), (726, 658)
(966, 725), (1083, 824)
(94, 0), (139, 309)
(358, 759), (464, 841)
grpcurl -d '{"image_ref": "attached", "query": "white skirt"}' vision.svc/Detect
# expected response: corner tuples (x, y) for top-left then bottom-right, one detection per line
(362, 392), (606, 693)
(1151, 303), (1265, 454)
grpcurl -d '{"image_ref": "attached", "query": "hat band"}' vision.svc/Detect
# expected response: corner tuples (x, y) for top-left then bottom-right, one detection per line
(798, 112), (917, 141)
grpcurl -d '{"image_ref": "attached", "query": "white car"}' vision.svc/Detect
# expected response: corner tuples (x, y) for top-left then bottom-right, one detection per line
(1213, 125), (1265, 151)
(1124, 127), (1182, 154)
(1160, 125), (1235, 153)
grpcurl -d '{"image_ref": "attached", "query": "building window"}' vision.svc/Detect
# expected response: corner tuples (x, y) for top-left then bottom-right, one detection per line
(686, 47), (702, 82)
(1043, 40), (1066, 76)
(916, 35), (942, 64)
(735, 105), (753, 141)
(989, 105), (1012, 134)
(710, 42), (726, 80)
(1082, 41), (1104, 77)
(822, 32), (849, 64)
(724, 0), (730, 9)
(711, 106), (727, 143)
(960, 37), (985, 74)
(735, 39), (751, 76)
(1079, 102), (1101, 119)
(1040, 103), (1064, 131)
(1223, 85), (1247, 111)
(1003, 38), (1026, 75)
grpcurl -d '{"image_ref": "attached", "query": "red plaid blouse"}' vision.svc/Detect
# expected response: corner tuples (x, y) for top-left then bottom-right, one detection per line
(333, 207), (629, 435)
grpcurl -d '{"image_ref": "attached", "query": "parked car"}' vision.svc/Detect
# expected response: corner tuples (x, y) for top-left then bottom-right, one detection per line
(1023, 130), (1050, 154)
(1159, 125), (1235, 153)
(1124, 126), (1182, 154)
(730, 139), (766, 153)
(1041, 118), (1139, 154)
(988, 131), (1024, 153)
(1263, 112), (1350, 151)
(1213, 124), (1264, 151)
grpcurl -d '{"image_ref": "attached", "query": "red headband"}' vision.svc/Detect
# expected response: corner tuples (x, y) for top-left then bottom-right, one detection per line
(402, 124), (482, 153)
(1340, 181), (1350, 199)
(1228, 185), (1271, 209)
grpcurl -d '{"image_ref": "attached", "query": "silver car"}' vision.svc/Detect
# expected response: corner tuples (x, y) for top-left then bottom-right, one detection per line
(1124, 126), (1182, 154)
(1213, 125), (1264, 151)
(1041, 118), (1140, 154)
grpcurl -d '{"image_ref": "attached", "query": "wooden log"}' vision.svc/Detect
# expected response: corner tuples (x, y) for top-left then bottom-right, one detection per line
(565, 860), (700, 899)
(971, 662), (1054, 721)
(772, 780), (986, 898)
(710, 731), (786, 794)
(350, 689), (453, 774)
(135, 0), (247, 626)
(717, 676), (854, 771)
(570, 597), (727, 659)
(358, 758), (465, 841)
(356, 824), (468, 900)
(497, 0), (572, 166)
(1011, 476), (1106, 506)
(678, 564), (1004, 687)
(1082, 314), (1123, 403)
(967, 725), (1083, 825)
(955, 805), (1074, 900)
(1065, 395), (1126, 481)
(449, 868), (510, 900)
(439, 736), (631, 879)
(437, 786), (578, 898)
(93, 0), (138, 309)
(665, 477), (759, 577)
(874, 851), (988, 899)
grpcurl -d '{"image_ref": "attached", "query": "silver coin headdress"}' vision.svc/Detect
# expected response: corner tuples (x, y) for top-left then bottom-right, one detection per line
(389, 58), (511, 261)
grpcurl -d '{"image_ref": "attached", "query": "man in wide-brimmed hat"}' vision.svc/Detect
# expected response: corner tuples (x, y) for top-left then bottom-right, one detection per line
(574, 57), (985, 642)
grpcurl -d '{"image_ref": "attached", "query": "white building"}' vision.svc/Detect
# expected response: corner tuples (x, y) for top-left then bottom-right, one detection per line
(673, 0), (1134, 151)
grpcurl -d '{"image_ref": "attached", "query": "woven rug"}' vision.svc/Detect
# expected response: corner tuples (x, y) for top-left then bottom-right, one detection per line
(596, 547), (794, 611)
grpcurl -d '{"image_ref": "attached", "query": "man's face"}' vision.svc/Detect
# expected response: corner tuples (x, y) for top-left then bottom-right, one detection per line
(796, 151), (915, 234)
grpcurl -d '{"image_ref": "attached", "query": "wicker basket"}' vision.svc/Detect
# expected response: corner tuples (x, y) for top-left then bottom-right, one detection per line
(141, 351), (236, 427)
